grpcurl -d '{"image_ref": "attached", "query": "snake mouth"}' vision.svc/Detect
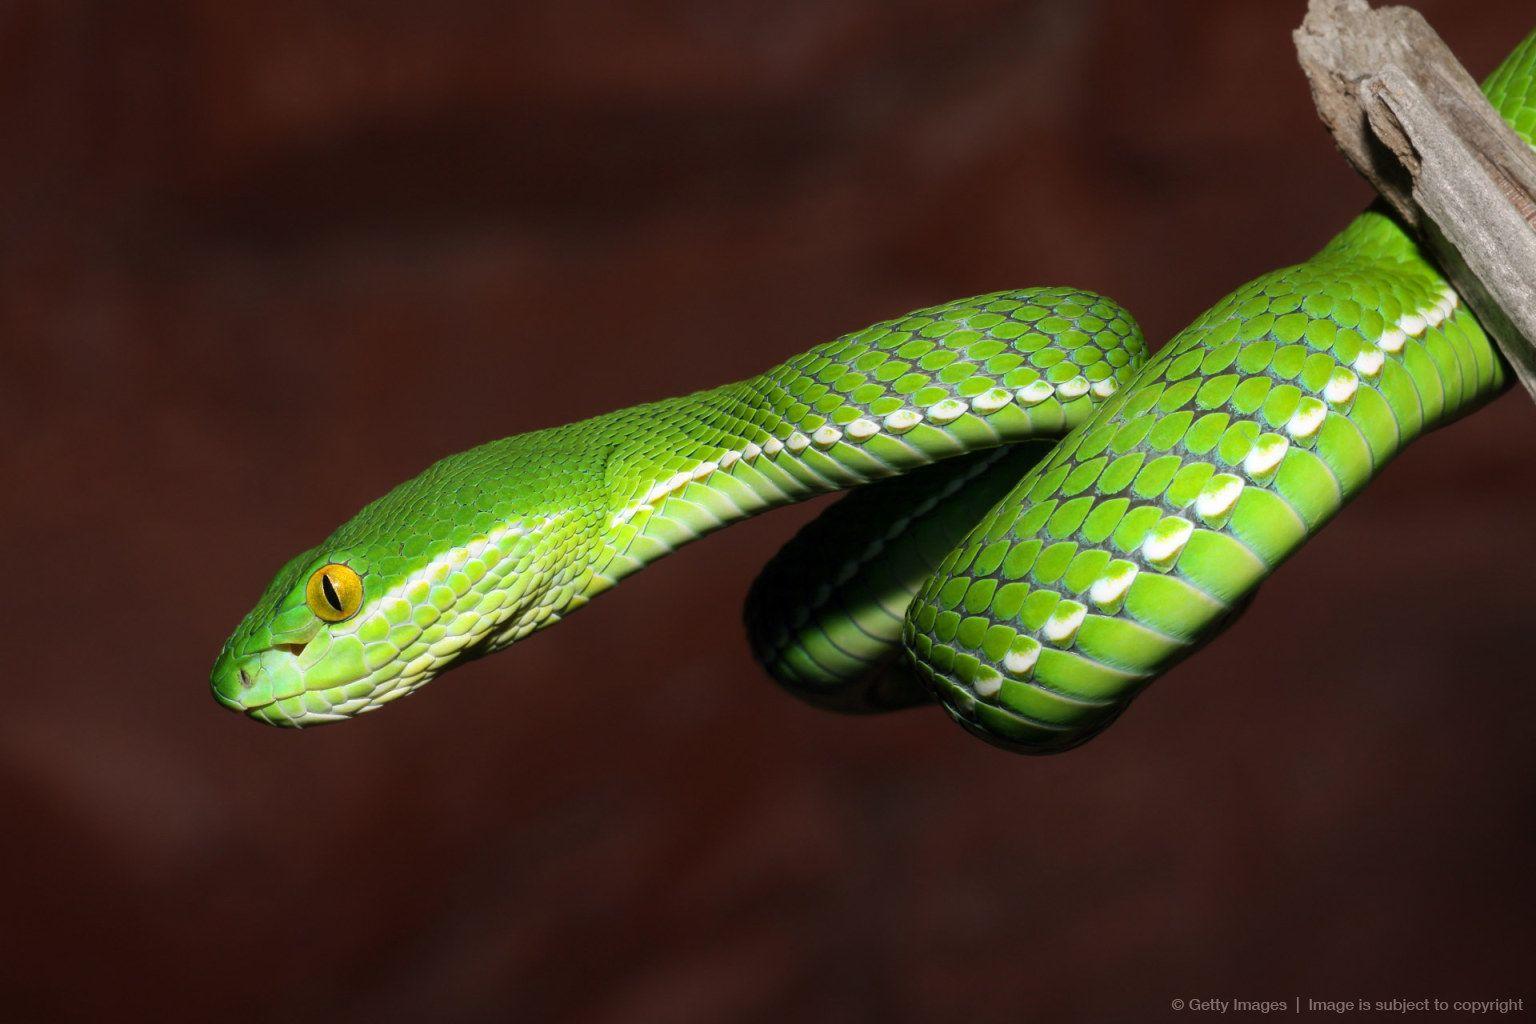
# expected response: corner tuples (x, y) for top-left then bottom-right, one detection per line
(211, 642), (317, 721)
(218, 631), (400, 727)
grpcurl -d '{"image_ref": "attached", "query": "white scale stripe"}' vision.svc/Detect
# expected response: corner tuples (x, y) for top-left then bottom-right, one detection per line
(608, 371), (1111, 527)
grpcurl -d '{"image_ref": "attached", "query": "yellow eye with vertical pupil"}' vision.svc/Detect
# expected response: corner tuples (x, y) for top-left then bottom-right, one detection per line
(306, 564), (363, 622)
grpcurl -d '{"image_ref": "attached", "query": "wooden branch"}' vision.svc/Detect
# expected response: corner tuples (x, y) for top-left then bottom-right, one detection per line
(1295, 0), (1536, 403)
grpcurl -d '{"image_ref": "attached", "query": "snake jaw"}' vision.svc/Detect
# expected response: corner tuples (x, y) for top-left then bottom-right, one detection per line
(210, 636), (323, 725)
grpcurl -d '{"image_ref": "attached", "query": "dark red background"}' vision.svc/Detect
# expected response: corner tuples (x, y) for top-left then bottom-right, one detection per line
(3, 2), (1532, 1021)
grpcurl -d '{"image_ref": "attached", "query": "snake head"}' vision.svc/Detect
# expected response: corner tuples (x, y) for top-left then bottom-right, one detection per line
(210, 436), (604, 727)
(209, 520), (567, 727)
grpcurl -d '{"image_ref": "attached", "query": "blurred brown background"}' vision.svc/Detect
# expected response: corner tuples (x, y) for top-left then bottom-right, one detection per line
(2, 1), (1533, 1021)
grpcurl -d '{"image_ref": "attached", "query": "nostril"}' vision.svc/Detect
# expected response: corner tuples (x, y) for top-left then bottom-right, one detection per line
(238, 666), (253, 690)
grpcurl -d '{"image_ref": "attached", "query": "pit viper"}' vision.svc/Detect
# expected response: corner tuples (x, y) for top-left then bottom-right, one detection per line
(211, 29), (1536, 752)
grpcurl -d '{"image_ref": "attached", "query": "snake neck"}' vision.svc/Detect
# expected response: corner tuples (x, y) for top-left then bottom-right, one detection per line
(574, 289), (1149, 599)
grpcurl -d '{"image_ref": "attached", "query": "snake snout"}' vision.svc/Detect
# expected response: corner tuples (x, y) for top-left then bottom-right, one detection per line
(210, 642), (311, 724)
(209, 649), (253, 712)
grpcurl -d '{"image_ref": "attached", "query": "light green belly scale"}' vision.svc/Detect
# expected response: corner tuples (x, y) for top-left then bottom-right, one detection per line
(210, 30), (1536, 751)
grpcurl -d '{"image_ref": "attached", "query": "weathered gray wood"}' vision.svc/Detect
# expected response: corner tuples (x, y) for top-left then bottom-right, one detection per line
(1295, 0), (1536, 403)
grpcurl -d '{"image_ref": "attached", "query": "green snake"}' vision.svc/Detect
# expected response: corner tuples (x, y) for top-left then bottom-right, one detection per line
(212, 30), (1536, 752)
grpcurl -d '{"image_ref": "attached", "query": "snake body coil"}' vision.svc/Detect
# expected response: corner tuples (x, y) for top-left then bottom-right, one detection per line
(212, 31), (1536, 751)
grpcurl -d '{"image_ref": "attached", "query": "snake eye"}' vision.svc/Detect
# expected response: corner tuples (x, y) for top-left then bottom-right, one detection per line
(305, 563), (363, 622)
